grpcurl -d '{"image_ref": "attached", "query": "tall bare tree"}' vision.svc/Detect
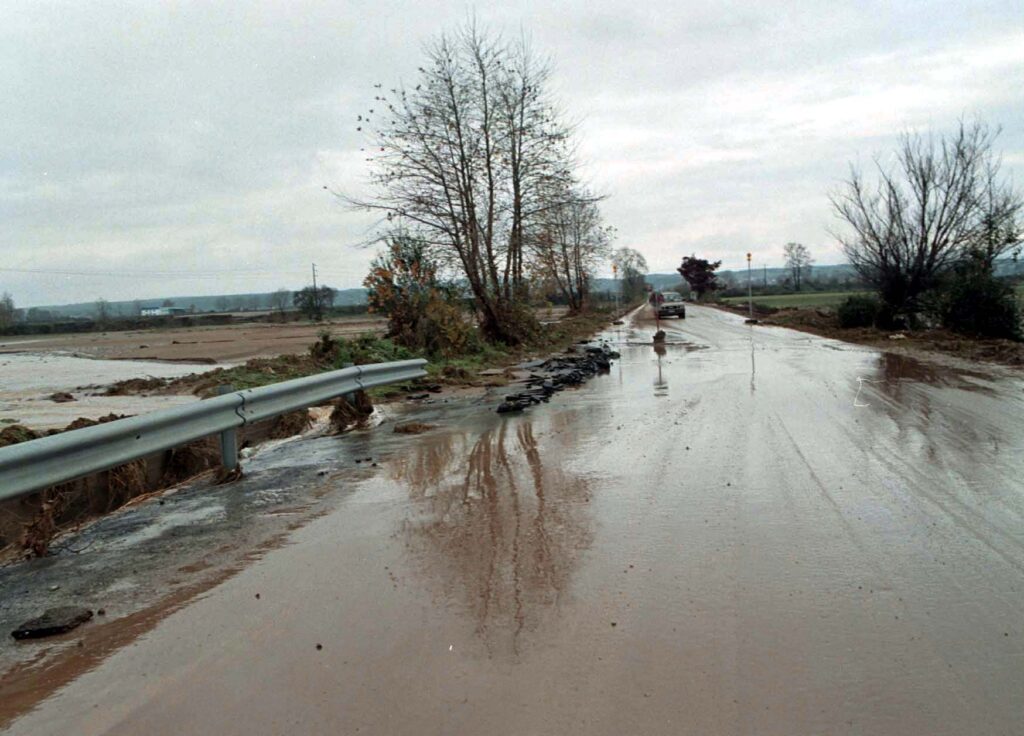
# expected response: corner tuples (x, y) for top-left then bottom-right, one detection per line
(529, 188), (612, 312)
(0, 292), (15, 329)
(830, 119), (1022, 314)
(783, 242), (813, 290)
(613, 247), (648, 303)
(351, 21), (576, 343)
(270, 288), (291, 318)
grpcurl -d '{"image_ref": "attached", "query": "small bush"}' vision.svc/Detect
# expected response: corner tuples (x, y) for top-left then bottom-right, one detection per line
(932, 259), (1021, 339)
(309, 331), (415, 367)
(837, 295), (880, 328)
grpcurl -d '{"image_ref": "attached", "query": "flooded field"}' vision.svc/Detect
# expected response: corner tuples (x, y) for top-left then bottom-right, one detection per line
(0, 354), (219, 430)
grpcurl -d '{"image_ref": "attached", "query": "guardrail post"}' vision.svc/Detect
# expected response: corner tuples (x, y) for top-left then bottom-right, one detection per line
(217, 384), (239, 472)
(342, 362), (355, 404)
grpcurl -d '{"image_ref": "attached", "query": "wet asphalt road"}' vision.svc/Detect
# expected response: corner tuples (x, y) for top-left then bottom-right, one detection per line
(4, 305), (1024, 735)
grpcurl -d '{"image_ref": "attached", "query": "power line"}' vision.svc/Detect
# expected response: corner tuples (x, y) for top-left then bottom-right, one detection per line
(0, 266), (364, 279)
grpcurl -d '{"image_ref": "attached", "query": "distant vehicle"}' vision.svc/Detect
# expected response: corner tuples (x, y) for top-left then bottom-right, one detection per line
(656, 291), (686, 319)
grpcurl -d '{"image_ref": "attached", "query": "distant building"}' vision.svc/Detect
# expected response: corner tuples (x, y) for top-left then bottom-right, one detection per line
(140, 307), (187, 317)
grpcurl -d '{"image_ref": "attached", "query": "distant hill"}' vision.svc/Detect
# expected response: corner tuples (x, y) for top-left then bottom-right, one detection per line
(33, 287), (368, 319)
(592, 264), (858, 293)
(27, 258), (1023, 318)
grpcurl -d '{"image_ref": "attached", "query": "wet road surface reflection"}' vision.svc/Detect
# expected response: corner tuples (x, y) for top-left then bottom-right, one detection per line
(392, 421), (592, 658)
(4, 304), (1024, 735)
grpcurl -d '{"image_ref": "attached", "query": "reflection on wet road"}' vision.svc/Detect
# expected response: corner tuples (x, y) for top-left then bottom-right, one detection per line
(393, 421), (592, 658)
(4, 305), (1024, 735)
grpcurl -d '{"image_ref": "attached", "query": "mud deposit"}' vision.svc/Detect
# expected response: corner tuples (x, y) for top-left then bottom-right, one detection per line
(3, 305), (1024, 735)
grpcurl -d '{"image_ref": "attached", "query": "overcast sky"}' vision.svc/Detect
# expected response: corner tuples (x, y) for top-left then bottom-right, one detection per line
(3, 1), (1022, 307)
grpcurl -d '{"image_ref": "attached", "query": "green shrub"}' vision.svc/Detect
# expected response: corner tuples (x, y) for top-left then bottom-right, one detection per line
(932, 258), (1021, 339)
(310, 331), (416, 367)
(837, 295), (880, 328)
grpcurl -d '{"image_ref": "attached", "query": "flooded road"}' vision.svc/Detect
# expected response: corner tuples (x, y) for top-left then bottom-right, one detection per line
(4, 305), (1024, 735)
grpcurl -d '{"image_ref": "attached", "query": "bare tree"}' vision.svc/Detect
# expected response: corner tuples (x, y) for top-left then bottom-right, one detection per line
(0, 292), (15, 329)
(529, 188), (612, 312)
(350, 21), (576, 343)
(294, 285), (334, 321)
(830, 119), (1022, 315)
(613, 247), (648, 303)
(95, 298), (110, 324)
(270, 288), (291, 317)
(783, 243), (813, 291)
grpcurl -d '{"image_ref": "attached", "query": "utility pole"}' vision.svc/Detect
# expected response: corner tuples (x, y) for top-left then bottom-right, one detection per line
(311, 262), (320, 320)
(747, 252), (753, 322)
(612, 262), (619, 317)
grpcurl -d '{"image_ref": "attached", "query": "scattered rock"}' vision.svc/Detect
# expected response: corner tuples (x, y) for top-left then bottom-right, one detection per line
(11, 606), (93, 640)
(406, 393), (431, 401)
(496, 342), (620, 414)
(49, 391), (76, 403)
(393, 422), (436, 434)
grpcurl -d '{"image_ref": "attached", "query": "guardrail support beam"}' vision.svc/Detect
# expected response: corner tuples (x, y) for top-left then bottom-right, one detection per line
(217, 384), (239, 472)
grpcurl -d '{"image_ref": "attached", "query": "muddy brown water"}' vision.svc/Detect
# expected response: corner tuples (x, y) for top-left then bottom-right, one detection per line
(2, 305), (1023, 735)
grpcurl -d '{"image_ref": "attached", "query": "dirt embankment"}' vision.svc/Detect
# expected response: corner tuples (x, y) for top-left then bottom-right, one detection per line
(713, 302), (1024, 368)
(0, 402), (340, 562)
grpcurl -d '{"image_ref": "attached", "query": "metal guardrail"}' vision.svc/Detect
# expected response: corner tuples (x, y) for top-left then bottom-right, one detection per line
(0, 359), (427, 502)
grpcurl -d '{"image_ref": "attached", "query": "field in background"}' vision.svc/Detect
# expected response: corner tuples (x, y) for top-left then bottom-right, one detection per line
(0, 315), (388, 364)
(721, 291), (865, 309)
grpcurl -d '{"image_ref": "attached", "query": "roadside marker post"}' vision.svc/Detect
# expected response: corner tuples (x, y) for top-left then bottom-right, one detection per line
(746, 252), (753, 322)
(217, 384), (239, 472)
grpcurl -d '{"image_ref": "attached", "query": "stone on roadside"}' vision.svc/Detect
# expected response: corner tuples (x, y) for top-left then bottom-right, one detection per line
(11, 606), (93, 640)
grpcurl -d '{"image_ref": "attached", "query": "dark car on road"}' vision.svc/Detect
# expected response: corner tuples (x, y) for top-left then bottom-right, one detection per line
(656, 291), (686, 318)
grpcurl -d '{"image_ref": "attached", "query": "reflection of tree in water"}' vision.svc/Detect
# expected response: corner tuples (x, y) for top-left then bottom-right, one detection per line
(870, 352), (997, 461)
(391, 421), (593, 658)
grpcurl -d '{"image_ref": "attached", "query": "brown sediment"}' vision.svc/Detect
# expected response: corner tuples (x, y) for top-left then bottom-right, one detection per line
(393, 422), (436, 434)
(3, 304), (1024, 734)
(0, 502), (333, 730)
(329, 391), (374, 433)
(713, 303), (1024, 368)
(0, 574), (231, 729)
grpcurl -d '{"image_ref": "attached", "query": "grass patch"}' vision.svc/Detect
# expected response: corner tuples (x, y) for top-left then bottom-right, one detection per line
(722, 291), (867, 309)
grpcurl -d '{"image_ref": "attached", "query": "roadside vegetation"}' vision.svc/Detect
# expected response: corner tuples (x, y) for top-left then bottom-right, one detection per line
(722, 291), (866, 309)
(830, 119), (1021, 339)
(707, 119), (1022, 365)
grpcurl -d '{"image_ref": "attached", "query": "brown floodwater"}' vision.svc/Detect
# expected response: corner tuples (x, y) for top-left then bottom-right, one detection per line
(3, 305), (1023, 735)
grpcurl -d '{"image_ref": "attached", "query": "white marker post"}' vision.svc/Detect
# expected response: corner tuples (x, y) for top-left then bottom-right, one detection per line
(747, 252), (753, 322)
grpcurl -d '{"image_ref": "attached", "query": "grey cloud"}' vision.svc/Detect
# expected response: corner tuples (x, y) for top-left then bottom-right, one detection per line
(2, 0), (1021, 306)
